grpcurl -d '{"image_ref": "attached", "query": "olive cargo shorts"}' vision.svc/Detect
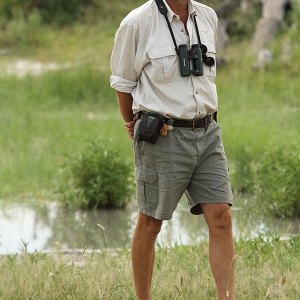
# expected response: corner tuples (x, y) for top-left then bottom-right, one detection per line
(133, 119), (233, 220)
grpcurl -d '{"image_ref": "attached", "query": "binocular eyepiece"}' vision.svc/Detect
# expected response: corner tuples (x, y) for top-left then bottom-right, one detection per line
(178, 44), (215, 77)
(200, 44), (216, 68)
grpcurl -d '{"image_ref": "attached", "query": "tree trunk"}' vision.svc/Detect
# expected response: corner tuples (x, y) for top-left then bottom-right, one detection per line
(252, 0), (292, 68)
(252, 0), (291, 51)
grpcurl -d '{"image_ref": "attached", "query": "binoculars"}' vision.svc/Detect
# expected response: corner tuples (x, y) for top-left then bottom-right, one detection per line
(178, 44), (215, 77)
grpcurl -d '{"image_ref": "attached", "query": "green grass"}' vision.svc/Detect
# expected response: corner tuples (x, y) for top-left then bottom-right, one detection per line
(0, 101), (133, 197)
(0, 7), (299, 202)
(0, 236), (299, 299)
(217, 41), (300, 157)
(0, 67), (134, 197)
(1, 53), (299, 199)
(0, 4), (299, 299)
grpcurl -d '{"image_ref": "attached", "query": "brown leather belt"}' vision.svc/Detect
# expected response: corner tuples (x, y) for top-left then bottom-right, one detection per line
(171, 112), (217, 129)
(139, 111), (217, 130)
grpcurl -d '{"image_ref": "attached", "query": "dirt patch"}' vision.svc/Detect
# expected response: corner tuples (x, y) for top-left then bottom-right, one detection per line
(0, 248), (120, 267)
(3, 59), (73, 78)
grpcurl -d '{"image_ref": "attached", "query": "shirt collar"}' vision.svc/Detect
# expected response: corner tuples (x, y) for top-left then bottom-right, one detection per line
(162, 0), (196, 23)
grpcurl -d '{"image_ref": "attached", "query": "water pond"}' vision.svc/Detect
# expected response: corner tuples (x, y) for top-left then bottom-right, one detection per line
(0, 197), (299, 255)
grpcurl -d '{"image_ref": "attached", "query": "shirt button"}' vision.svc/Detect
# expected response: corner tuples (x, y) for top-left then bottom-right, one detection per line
(195, 91), (198, 94)
(181, 29), (184, 32)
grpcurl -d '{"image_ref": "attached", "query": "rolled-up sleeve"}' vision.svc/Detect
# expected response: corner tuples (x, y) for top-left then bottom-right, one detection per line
(110, 24), (139, 93)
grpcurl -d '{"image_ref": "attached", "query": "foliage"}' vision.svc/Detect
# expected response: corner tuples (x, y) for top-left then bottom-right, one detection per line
(227, 2), (262, 39)
(0, 65), (125, 198)
(231, 144), (300, 218)
(0, 0), (299, 216)
(0, 0), (148, 27)
(0, 0), (95, 25)
(0, 0), (296, 47)
(236, 233), (282, 266)
(0, 236), (299, 299)
(0, 9), (44, 46)
(255, 147), (300, 218)
(231, 145), (256, 194)
(60, 138), (133, 209)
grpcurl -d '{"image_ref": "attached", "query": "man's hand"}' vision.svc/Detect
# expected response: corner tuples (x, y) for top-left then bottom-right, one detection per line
(125, 118), (137, 139)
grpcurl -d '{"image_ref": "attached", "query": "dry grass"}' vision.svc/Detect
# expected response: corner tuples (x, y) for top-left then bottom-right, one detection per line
(0, 236), (299, 299)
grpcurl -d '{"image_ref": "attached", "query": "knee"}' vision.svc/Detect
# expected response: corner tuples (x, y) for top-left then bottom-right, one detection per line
(136, 213), (162, 237)
(207, 207), (232, 234)
(145, 219), (162, 237)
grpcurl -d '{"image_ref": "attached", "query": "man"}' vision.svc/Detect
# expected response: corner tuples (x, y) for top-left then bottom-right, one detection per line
(110, 0), (235, 299)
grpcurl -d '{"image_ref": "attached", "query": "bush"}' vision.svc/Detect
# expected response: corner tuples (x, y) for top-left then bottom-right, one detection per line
(255, 147), (300, 218)
(2, 9), (44, 46)
(231, 145), (256, 194)
(0, 0), (96, 25)
(60, 139), (133, 209)
(227, 3), (262, 39)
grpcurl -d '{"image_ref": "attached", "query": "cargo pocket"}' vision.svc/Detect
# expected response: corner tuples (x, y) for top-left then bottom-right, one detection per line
(135, 169), (158, 210)
(148, 47), (177, 82)
(203, 43), (216, 79)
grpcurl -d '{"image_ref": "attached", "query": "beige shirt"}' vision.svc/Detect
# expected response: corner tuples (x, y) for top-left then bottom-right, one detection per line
(110, 0), (218, 119)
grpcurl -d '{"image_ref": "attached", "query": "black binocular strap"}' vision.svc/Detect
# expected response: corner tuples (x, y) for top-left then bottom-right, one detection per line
(193, 15), (203, 47)
(155, 0), (179, 53)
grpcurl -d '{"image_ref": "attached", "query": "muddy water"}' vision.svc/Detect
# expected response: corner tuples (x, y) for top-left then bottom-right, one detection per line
(0, 198), (299, 255)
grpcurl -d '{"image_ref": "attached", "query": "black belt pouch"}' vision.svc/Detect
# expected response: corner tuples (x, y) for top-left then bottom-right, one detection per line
(138, 113), (164, 144)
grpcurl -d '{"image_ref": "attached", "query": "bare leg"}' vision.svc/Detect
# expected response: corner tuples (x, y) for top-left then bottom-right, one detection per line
(201, 204), (235, 300)
(131, 212), (162, 300)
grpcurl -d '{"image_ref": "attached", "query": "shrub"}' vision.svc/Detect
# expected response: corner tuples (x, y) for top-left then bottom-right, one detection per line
(231, 145), (256, 194)
(60, 139), (133, 209)
(255, 147), (300, 218)
(0, 0), (96, 25)
(227, 2), (262, 39)
(2, 9), (44, 46)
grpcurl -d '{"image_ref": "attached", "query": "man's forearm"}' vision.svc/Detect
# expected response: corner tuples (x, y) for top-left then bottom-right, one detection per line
(116, 91), (136, 139)
(116, 91), (134, 122)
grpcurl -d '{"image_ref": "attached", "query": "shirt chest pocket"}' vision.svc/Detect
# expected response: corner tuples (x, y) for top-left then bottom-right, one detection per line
(148, 47), (178, 82)
(203, 43), (216, 79)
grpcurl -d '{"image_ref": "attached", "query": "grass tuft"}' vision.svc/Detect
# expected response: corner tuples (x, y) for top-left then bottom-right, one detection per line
(0, 237), (299, 299)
